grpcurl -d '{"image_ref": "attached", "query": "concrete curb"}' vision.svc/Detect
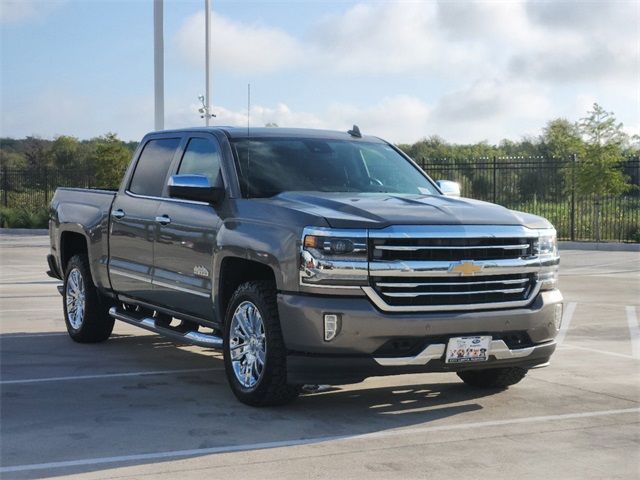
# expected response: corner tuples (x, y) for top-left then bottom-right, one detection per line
(560, 241), (640, 252)
(0, 228), (48, 235)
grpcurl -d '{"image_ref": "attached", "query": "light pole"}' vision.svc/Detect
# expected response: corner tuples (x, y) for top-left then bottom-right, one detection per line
(204, 0), (211, 127)
(153, 0), (164, 130)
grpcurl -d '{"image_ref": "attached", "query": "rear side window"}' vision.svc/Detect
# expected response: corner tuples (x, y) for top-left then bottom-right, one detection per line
(129, 138), (180, 197)
(177, 137), (221, 183)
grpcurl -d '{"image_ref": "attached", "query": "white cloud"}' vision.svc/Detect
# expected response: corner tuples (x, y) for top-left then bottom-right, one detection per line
(430, 80), (553, 142)
(174, 1), (638, 86)
(0, 0), (65, 24)
(3, 1), (636, 144)
(173, 11), (303, 74)
(307, 2), (483, 76)
(324, 96), (431, 144)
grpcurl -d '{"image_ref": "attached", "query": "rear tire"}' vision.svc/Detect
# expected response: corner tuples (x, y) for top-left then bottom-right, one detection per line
(457, 367), (528, 389)
(63, 254), (114, 343)
(223, 280), (299, 406)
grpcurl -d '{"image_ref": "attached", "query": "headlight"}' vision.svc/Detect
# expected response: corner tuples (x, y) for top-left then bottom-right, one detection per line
(534, 229), (559, 290)
(535, 231), (557, 256)
(300, 227), (368, 288)
(303, 232), (367, 260)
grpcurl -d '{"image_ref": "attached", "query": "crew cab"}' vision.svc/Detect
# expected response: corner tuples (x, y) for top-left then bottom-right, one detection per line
(47, 127), (563, 406)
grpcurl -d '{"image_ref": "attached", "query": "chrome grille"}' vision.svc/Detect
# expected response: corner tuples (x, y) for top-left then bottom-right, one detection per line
(371, 274), (536, 308)
(364, 225), (546, 313)
(371, 237), (534, 261)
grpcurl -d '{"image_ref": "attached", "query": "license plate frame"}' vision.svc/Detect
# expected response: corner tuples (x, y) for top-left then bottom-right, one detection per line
(445, 336), (492, 364)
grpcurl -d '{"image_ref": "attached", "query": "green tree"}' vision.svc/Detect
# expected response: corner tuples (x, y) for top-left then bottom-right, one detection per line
(542, 118), (586, 202)
(22, 136), (52, 170)
(542, 118), (585, 160)
(50, 135), (83, 169)
(0, 149), (27, 169)
(90, 133), (132, 188)
(576, 104), (631, 241)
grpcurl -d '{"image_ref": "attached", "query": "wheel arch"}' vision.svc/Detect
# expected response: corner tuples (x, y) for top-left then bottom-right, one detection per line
(60, 230), (89, 274)
(215, 256), (278, 323)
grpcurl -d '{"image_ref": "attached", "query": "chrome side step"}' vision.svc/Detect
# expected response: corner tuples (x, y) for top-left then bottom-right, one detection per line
(108, 307), (223, 349)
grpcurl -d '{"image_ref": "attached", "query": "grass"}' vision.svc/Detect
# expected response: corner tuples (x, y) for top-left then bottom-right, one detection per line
(510, 197), (640, 242)
(0, 206), (49, 229)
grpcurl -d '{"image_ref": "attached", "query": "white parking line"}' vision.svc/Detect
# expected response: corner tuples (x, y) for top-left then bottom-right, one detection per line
(1, 332), (67, 338)
(1, 407), (637, 474)
(555, 301), (577, 346)
(626, 306), (640, 359)
(1, 367), (223, 385)
(559, 344), (636, 360)
(0, 308), (58, 313)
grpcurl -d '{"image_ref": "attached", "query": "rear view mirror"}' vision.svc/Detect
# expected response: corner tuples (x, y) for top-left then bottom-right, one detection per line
(436, 180), (461, 198)
(168, 174), (224, 204)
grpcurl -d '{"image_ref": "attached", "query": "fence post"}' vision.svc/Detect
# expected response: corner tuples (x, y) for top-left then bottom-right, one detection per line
(44, 167), (50, 205)
(570, 153), (576, 241)
(1, 165), (7, 207)
(492, 155), (497, 204)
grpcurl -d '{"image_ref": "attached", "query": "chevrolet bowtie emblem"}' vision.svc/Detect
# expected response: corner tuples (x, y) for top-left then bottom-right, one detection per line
(449, 261), (484, 276)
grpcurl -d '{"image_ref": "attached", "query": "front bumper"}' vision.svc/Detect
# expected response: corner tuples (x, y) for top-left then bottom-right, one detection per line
(278, 289), (562, 384)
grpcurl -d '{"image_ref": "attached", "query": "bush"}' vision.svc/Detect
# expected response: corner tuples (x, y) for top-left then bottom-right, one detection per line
(0, 206), (49, 228)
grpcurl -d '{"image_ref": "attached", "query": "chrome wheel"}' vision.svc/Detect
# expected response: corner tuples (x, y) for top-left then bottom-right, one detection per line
(66, 267), (85, 329)
(229, 301), (266, 389)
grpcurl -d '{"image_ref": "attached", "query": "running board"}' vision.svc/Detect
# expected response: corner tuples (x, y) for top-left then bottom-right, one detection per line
(108, 307), (223, 349)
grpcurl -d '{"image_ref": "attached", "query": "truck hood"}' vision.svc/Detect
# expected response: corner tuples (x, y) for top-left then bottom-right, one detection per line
(268, 192), (552, 230)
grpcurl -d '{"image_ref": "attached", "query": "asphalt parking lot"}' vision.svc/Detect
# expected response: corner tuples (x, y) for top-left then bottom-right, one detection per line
(1, 233), (638, 479)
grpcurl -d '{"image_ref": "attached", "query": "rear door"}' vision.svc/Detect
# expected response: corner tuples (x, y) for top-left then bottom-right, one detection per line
(151, 134), (224, 321)
(109, 136), (181, 303)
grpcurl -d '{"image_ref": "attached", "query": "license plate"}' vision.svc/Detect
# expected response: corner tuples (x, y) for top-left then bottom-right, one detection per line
(445, 336), (491, 363)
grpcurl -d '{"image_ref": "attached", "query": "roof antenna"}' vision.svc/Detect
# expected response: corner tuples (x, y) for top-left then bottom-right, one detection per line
(348, 124), (362, 138)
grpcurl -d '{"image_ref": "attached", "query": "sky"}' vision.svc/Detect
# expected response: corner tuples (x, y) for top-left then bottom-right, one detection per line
(1, 0), (638, 144)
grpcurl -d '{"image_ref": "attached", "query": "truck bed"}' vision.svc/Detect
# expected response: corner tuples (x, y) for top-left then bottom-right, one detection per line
(49, 187), (117, 287)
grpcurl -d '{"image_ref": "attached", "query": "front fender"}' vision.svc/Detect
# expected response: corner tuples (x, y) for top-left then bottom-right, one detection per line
(213, 218), (300, 291)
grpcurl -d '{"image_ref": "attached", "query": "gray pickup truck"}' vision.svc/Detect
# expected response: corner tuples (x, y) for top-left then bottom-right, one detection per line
(48, 126), (562, 406)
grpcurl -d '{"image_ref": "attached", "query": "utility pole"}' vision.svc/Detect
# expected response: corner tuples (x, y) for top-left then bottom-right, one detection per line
(205, 0), (212, 126)
(153, 0), (164, 130)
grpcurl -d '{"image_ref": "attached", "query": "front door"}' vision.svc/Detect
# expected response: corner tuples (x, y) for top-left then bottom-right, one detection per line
(109, 137), (181, 303)
(152, 135), (223, 321)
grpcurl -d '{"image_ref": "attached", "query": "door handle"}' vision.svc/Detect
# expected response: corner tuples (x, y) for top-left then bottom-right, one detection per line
(155, 215), (171, 225)
(112, 209), (125, 219)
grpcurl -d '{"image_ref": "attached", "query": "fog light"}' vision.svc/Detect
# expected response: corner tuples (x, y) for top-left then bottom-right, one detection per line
(324, 313), (340, 342)
(554, 304), (563, 330)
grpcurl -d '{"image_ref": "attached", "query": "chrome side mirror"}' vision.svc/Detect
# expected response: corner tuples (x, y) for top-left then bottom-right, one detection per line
(436, 180), (461, 197)
(168, 174), (224, 204)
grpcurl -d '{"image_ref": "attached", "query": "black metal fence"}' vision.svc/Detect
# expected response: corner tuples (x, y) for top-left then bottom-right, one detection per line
(1, 167), (97, 211)
(417, 156), (640, 242)
(1, 157), (639, 242)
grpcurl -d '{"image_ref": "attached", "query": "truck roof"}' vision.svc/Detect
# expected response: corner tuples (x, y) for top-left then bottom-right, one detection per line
(151, 126), (386, 143)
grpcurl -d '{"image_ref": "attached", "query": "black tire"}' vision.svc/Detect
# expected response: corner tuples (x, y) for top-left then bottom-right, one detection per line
(223, 280), (299, 407)
(63, 254), (114, 343)
(457, 367), (528, 389)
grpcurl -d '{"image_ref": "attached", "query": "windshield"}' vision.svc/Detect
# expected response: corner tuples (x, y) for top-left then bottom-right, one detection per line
(231, 137), (439, 198)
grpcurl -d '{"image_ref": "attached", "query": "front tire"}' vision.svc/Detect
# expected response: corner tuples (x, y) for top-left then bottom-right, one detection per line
(457, 367), (528, 389)
(223, 281), (299, 406)
(63, 254), (114, 343)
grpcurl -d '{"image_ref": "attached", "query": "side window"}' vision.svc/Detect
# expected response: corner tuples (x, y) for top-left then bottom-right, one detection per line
(129, 138), (180, 197)
(177, 137), (221, 184)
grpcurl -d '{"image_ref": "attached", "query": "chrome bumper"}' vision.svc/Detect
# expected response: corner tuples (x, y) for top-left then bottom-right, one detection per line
(374, 339), (556, 366)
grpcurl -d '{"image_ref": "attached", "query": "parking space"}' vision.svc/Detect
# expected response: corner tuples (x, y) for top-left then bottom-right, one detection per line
(1, 234), (638, 479)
